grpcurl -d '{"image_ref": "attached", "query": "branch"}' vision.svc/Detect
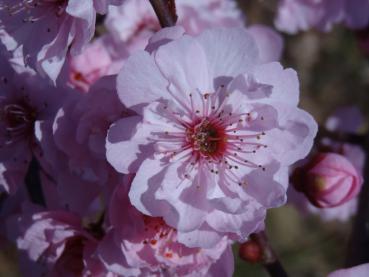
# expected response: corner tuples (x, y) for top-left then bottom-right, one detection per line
(239, 231), (289, 277)
(345, 133), (369, 266)
(149, 0), (177, 28)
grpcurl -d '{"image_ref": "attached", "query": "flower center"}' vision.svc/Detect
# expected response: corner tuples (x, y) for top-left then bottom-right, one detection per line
(142, 215), (174, 246)
(156, 89), (270, 188)
(0, 102), (36, 145)
(53, 236), (85, 275)
(140, 215), (200, 263)
(187, 119), (226, 158)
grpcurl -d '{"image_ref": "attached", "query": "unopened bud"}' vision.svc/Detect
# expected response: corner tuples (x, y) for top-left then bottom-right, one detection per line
(239, 240), (263, 263)
(292, 153), (362, 208)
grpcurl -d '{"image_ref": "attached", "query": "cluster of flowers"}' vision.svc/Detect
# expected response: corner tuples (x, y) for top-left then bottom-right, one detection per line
(275, 0), (369, 33)
(0, 0), (367, 276)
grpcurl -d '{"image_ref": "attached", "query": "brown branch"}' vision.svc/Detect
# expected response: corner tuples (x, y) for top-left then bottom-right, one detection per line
(345, 133), (369, 266)
(149, 0), (177, 28)
(239, 232), (289, 277)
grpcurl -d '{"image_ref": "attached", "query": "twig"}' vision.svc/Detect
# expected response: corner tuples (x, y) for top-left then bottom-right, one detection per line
(345, 133), (369, 266)
(240, 232), (289, 277)
(149, 0), (177, 28)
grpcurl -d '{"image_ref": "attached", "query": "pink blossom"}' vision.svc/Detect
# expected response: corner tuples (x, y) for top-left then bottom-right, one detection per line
(105, 0), (244, 53)
(46, 76), (130, 215)
(106, 27), (317, 247)
(98, 177), (234, 276)
(0, 0), (126, 83)
(288, 106), (365, 221)
(68, 35), (128, 92)
(247, 25), (284, 64)
(0, 51), (71, 194)
(106, 1), (283, 63)
(292, 152), (362, 208)
(13, 208), (116, 276)
(275, 0), (369, 34)
(328, 263), (369, 277)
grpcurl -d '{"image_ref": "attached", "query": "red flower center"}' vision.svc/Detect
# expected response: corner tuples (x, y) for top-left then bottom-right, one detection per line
(187, 118), (227, 159)
(1, 102), (37, 144)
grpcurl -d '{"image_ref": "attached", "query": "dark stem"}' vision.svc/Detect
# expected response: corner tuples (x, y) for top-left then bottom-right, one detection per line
(249, 232), (289, 277)
(149, 0), (177, 28)
(345, 132), (369, 266)
(25, 156), (46, 207)
(264, 260), (289, 277)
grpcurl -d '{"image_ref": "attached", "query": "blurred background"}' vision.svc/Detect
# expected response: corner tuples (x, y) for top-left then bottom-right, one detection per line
(1, 1), (369, 276)
(234, 1), (369, 276)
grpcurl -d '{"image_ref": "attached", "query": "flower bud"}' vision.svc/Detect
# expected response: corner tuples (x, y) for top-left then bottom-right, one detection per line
(292, 153), (363, 208)
(239, 240), (263, 263)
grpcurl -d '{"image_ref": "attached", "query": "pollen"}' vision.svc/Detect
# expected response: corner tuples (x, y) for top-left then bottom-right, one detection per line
(187, 119), (227, 158)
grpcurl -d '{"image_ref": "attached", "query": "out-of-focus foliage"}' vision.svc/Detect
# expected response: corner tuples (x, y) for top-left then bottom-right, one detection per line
(233, 1), (368, 276)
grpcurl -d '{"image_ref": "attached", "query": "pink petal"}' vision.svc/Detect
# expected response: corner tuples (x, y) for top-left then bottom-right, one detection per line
(116, 51), (168, 113)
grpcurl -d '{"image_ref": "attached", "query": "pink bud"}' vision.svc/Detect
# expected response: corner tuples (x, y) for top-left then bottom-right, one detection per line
(292, 153), (363, 208)
(239, 240), (263, 263)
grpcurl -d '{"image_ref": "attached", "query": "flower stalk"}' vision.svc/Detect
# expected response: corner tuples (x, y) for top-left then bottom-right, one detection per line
(346, 132), (369, 266)
(149, 0), (177, 28)
(240, 232), (289, 277)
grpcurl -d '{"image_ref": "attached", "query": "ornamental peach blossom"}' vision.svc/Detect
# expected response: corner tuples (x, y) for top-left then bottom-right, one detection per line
(292, 152), (363, 208)
(0, 49), (71, 194)
(275, 0), (369, 34)
(288, 106), (365, 221)
(106, 0), (243, 53)
(13, 209), (117, 276)
(68, 35), (128, 92)
(46, 76), (129, 216)
(106, 0), (283, 64)
(98, 176), (234, 276)
(106, 27), (317, 248)
(0, 0), (126, 83)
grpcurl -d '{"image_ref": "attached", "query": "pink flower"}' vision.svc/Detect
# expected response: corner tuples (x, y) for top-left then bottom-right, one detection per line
(106, 0), (283, 64)
(247, 25), (284, 64)
(46, 76), (129, 215)
(275, 0), (344, 33)
(0, 51), (70, 194)
(275, 0), (369, 34)
(288, 106), (365, 221)
(105, 0), (244, 53)
(106, 27), (317, 247)
(0, 0), (126, 83)
(13, 209), (116, 277)
(68, 35), (128, 92)
(328, 263), (369, 277)
(98, 177), (234, 276)
(292, 152), (363, 208)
